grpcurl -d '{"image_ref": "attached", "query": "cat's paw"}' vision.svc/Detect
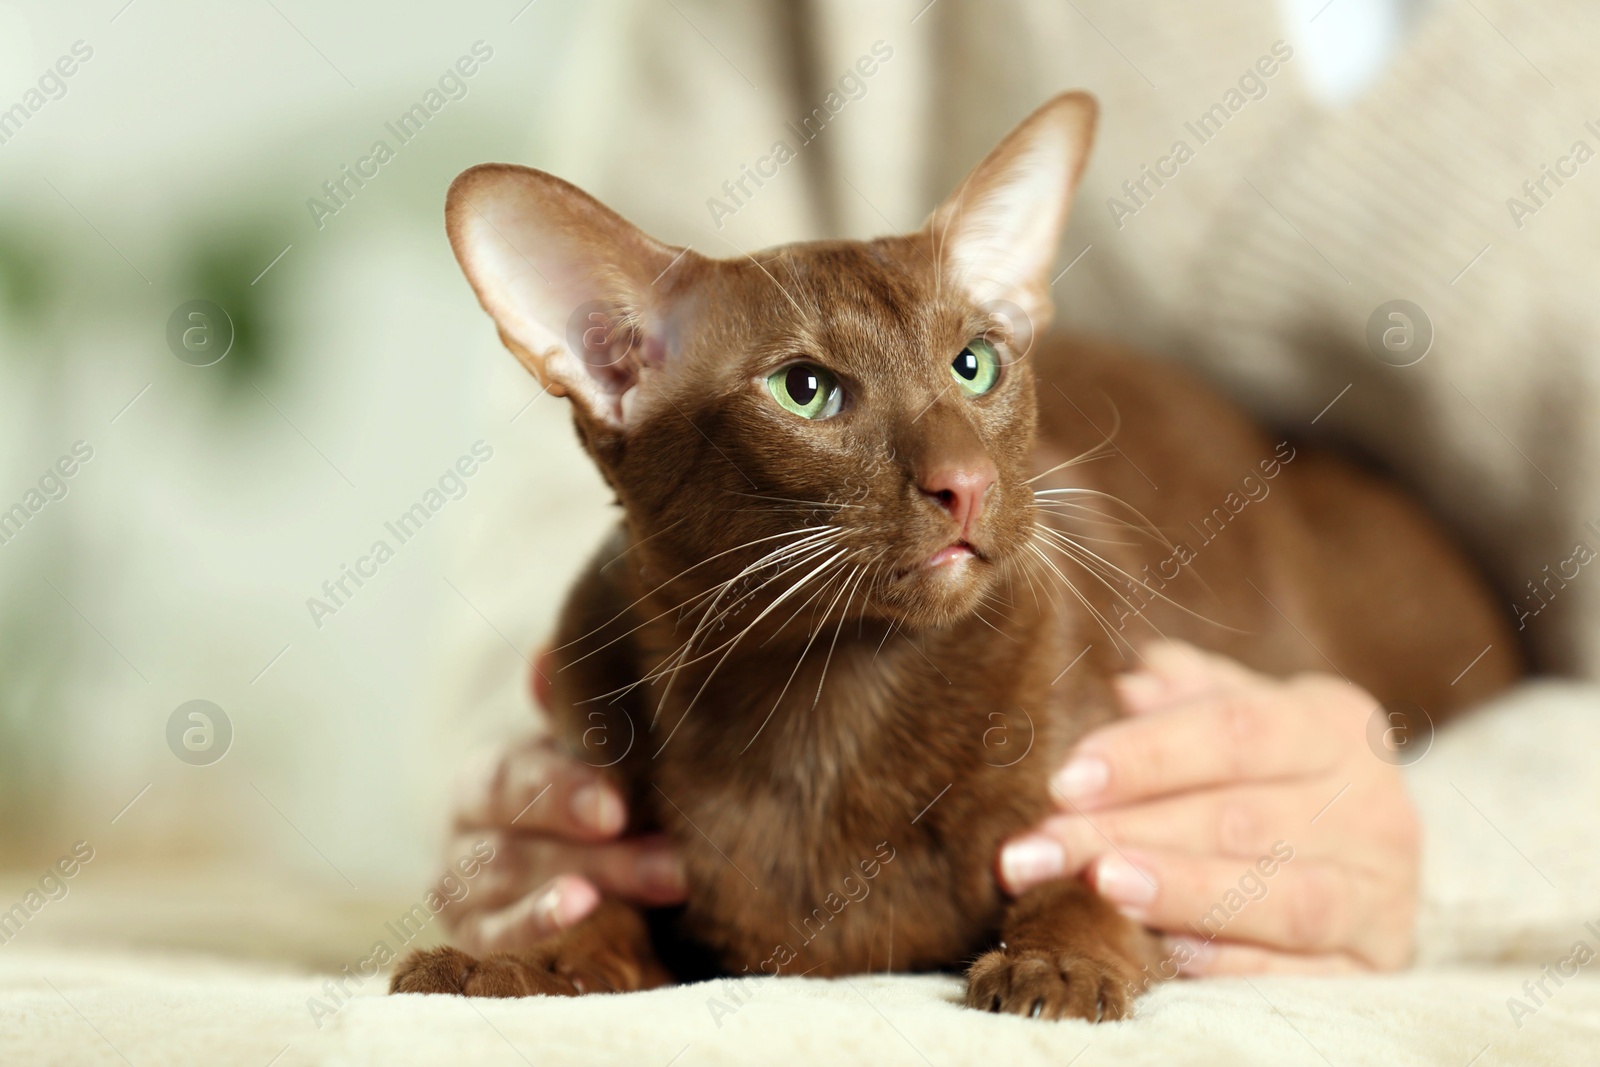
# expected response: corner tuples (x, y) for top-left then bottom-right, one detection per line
(964, 945), (1135, 1022)
(390, 946), (582, 998)
(390, 946), (479, 995)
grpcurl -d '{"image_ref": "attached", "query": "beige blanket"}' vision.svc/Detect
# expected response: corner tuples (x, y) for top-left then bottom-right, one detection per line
(9, 681), (1599, 1064)
(7, 946), (1598, 1066)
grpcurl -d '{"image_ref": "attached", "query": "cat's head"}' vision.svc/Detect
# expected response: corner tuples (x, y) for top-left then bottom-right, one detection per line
(447, 93), (1096, 632)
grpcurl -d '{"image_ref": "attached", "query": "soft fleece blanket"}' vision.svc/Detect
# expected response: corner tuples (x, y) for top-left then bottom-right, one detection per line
(6, 947), (1598, 1066)
(8, 682), (1599, 1065)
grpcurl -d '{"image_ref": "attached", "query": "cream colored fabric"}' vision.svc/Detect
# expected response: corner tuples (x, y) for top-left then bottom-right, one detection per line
(7, 950), (1598, 1066)
(9, 681), (1600, 1063)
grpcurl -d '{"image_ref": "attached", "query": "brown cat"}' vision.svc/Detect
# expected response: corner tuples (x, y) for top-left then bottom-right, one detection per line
(391, 93), (1519, 1020)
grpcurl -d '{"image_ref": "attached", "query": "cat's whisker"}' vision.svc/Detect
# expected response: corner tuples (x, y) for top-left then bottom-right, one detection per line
(756, 555), (859, 653)
(1032, 489), (1175, 552)
(1034, 524), (1243, 635)
(720, 488), (869, 511)
(675, 534), (853, 655)
(777, 253), (826, 319)
(650, 546), (853, 757)
(810, 562), (872, 705)
(678, 530), (844, 636)
(556, 525), (841, 662)
(579, 533), (849, 710)
(1033, 528), (1170, 643)
(1023, 443), (1118, 486)
(1023, 404), (1124, 485)
(1030, 511), (1158, 543)
(1035, 493), (1232, 618)
(569, 551), (845, 698)
(653, 558), (850, 754)
(595, 515), (689, 570)
(1027, 504), (1145, 547)
(739, 562), (865, 754)
(637, 553), (844, 720)
(638, 536), (849, 700)
(969, 604), (1015, 642)
(1025, 539), (1130, 655)
(738, 246), (808, 318)
(871, 585), (903, 661)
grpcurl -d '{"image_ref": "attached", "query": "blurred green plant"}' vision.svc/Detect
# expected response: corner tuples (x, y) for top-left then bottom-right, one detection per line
(0, 574), (69, 853)
(0, 216), (288, 390)
(0, 224), (54, 330)
(179, 224), (291, 390)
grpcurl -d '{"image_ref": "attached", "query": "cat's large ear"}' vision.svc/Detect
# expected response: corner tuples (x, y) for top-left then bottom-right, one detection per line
(925, 92), (1097, 335)
(446, 164), (688, 431)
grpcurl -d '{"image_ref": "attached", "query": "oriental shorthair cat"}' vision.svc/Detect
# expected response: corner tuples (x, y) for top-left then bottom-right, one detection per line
(392, 93), (1519, 1020)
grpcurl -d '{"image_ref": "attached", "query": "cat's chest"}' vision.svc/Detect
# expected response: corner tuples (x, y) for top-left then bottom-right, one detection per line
(654, 758), (989, 975)
(644, 632), (1070, 974)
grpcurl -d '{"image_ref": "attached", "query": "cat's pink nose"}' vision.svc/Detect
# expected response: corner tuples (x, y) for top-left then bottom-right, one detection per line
(919, 461), (997, 535)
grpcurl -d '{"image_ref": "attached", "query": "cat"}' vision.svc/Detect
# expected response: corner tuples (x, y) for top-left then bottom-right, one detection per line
(390, 92), (1519, 1020)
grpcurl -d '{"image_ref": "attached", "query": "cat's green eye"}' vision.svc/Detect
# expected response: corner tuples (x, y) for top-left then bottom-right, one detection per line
(767, 363), (843, 420)
(951, 339), (1001, 396)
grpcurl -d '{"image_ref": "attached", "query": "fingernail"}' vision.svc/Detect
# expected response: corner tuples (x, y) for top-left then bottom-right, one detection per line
(1094, 854), (1157, 918)
(1000, 835), (1066, 889)
(1051, 755), (1108, 802)
(532, 879), (594, 929)
(636, 849), (688, 898)
(570, 782), (624, 834)
(1114, 670), (1165, 711)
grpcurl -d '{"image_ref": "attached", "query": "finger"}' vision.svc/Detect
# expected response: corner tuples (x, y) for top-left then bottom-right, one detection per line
(1161, 936), (1370, 976)
(454, 739), (626, 840)
(455, 874), (602, 953)
(456, 832), (688, 912)
(1115, 640), (1249, 713)
(1049, 683), (1344, 810)
(999, 782), (1345, 895)
(1089, 848), (1386, 961)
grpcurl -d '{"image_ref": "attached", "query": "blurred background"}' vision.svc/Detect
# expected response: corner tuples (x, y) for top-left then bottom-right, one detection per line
(0, 0), (624, 966)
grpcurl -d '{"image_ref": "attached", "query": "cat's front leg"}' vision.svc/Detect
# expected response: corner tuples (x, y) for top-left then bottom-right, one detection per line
(965, 879), (1163, 1021)
(391, 898), (671, 998)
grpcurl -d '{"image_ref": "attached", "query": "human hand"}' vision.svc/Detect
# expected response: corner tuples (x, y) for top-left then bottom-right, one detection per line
(997, 641), (1419, 975)
(436, 651), (687, 955)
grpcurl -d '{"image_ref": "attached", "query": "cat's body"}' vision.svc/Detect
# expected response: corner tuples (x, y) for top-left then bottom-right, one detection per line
(392, 94), (1518, 1018)
(543, 331), (1515, 984)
